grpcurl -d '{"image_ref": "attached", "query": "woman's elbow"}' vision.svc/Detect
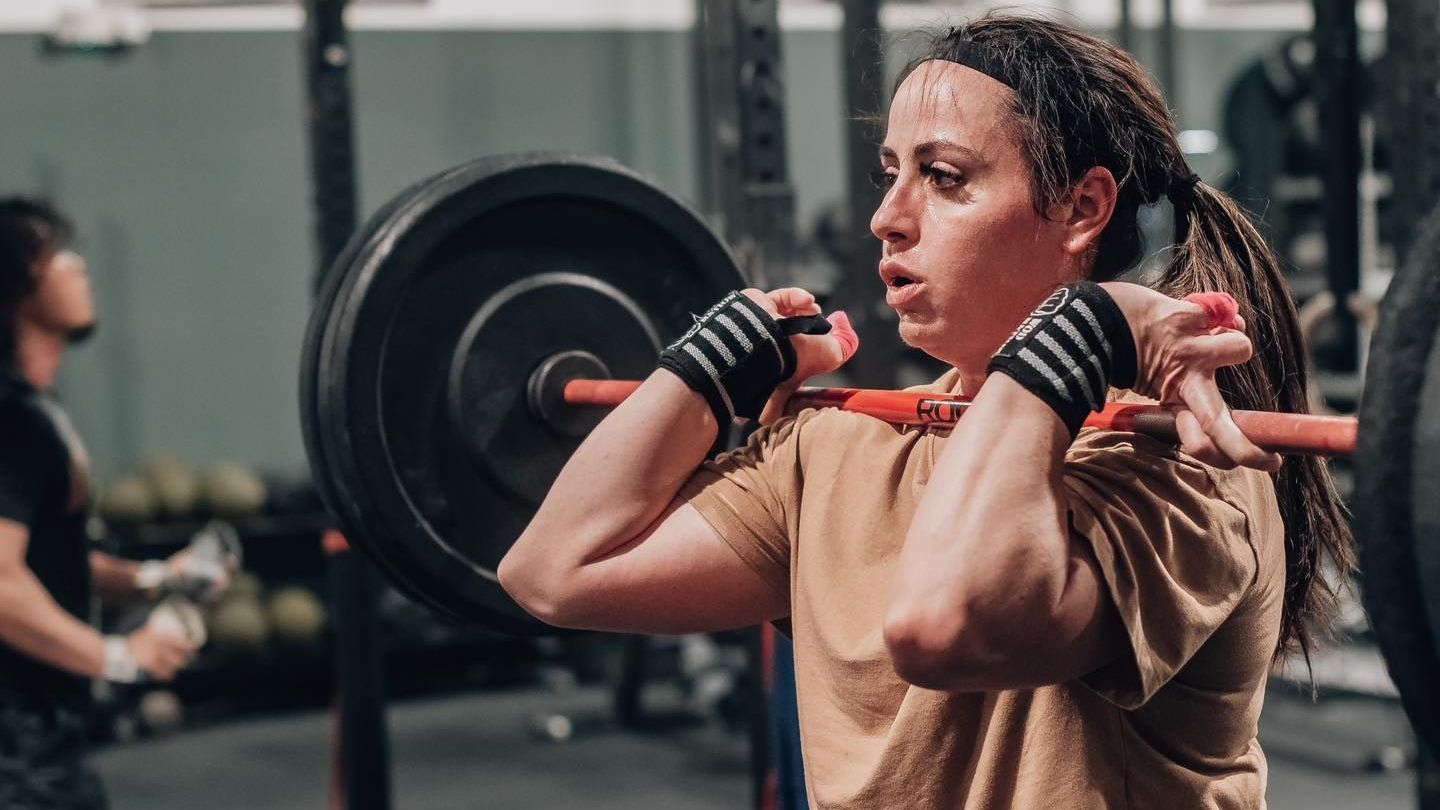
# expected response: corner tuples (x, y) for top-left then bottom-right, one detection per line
(882, 599), (1013, 691)
(497, 545), (573, 628)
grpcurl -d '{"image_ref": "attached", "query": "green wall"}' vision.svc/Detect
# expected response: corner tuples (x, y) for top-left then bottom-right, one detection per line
(0, 25), (1297, 479)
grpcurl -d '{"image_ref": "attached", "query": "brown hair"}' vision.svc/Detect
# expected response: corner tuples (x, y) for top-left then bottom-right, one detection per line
(901, 15), (1353, 666)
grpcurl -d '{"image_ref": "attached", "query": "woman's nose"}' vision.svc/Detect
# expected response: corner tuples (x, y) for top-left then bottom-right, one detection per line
(869, 181), (917, 246)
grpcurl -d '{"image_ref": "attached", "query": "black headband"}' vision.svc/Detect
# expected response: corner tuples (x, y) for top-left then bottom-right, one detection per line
(940, 39), (1199, 209)
(946, 40), (1021, 91)
(940, 41), (1102, 170)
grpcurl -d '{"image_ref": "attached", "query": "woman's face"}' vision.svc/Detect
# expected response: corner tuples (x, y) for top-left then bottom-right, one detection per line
(871, 60), (1080, 370)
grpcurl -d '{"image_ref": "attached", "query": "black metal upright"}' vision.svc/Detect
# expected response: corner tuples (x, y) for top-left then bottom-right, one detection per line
(694, 4), (797, 806)
(1117, 0), (1134, 52)
(303, 2), (392, 809)
(1157, 0), (1178, 99)
(1383, 0), (1440, 257)
(694, 0), (795, 289)
(837, 0), (898, 389)
(1311, 0), (1362, 370)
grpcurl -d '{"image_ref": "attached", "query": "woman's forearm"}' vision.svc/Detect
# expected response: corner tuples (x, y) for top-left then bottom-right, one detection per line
(886, 374), (1075, 685)
(499, 370), (718, 599)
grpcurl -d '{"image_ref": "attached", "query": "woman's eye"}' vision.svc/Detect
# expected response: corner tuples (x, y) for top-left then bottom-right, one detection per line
(921, 164), (964, 190)
(869, 168), (897, 190)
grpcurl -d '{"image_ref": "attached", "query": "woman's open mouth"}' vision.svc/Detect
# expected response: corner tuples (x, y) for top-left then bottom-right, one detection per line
(885, 275), (922, 307)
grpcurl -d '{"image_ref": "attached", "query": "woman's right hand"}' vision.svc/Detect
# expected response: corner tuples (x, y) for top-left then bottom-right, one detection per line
(738, 287), (860, 424)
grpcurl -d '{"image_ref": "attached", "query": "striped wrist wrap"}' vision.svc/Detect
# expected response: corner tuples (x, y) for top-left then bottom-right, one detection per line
(987, 282), (1138, 437)
(658, 291), (801, 427)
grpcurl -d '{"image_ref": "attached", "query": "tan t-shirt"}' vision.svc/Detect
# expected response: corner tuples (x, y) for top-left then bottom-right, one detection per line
(679, 370), (1285, 810)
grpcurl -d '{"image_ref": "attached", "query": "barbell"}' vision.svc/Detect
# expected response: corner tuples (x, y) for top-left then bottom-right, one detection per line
(299, 153), (1440, 749)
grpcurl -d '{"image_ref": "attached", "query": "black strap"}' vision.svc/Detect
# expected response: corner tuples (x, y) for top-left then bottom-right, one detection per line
(776, 315), (832, 337)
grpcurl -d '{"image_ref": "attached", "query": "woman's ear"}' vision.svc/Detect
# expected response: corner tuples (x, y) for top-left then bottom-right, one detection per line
(1063, 166), (1118, 258)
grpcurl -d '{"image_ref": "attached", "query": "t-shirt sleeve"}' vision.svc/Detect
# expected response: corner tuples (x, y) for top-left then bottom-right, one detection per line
(677, 412), (812, 599)
(0, 407), (59, 529)
(1063, 430), (1259, 709)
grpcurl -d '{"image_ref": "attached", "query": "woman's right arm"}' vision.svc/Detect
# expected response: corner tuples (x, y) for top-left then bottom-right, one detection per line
(498, 288), (855, 634)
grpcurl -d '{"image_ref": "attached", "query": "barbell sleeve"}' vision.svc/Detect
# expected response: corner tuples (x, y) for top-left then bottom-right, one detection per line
(561, 379), (1358, 457)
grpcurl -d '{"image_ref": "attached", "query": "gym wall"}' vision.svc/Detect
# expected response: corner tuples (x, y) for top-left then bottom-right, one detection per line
(0, 24), (1296, 479)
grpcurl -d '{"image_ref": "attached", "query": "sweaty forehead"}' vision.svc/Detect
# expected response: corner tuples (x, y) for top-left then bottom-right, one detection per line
(884, 60), (1015, 156)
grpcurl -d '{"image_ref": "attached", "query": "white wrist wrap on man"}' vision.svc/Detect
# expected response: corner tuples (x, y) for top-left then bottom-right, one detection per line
(134, 560), (168, 592)
(102, 635), (142, 683)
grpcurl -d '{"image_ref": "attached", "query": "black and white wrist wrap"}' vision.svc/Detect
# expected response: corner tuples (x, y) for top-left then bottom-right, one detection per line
(659, 291), (826, 427)
(987, 282), (1138, 437)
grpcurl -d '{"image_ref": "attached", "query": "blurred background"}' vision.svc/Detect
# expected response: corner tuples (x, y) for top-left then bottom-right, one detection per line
(0, 0), (1428, 808)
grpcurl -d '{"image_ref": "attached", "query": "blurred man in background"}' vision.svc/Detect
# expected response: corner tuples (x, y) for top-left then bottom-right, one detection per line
(0, 198), (220, 809)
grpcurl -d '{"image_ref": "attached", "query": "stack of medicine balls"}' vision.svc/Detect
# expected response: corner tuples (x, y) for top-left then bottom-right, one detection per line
(99, 453), (269, 524)
(98, 454), (328, 661)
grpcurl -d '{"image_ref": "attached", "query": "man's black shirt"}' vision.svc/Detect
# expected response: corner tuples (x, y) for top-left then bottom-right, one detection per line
(0, 370), (92, 706)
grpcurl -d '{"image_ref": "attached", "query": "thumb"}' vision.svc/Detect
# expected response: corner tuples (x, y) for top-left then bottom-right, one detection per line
(1182, 292), (1241, 331)
(827, 311), (860, 364)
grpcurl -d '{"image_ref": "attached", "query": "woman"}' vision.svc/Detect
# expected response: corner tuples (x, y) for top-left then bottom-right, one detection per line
(500, 15), (1352, 809)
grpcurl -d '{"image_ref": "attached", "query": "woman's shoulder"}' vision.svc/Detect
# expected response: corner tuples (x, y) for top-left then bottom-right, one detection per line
(1068, 394), (1283, 568)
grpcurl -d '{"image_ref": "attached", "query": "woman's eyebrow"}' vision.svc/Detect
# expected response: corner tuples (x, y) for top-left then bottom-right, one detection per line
(914, 139), (984, 164)
(877, 141), (985, 165)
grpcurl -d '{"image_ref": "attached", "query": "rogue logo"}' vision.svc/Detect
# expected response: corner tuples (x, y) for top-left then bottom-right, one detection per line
(916, 398), (966, 423)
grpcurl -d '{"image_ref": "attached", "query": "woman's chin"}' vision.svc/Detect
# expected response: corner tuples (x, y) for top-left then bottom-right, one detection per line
(896, 319), (990, 368)
(896, 318), (941, 352)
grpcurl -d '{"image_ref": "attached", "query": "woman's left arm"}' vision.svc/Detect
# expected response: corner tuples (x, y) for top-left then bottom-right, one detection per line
(884, 283), (1279, 691)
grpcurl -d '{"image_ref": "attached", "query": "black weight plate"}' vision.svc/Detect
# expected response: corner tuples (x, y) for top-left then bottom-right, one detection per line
(1416, 340), (1440, 653)
(447, 271), (660, 505)
(1357, 200), (1440, 751)
(301, 175), (438, 536)
(304, 153), (744, 632)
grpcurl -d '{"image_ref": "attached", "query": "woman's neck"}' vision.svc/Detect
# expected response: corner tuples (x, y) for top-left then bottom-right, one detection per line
(932, 347), (992, 397)
(953, 367), (989, 398)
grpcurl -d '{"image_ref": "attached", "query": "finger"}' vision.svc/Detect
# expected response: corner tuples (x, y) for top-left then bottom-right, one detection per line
(1182, 292), (1241, 330)
(1175, 409), (1236, 469)
(792, 311), (860, 377)
(1184, 330), (1254, 371)
(766, 287), (821, 317)
(1206, 313), (1245, 336)
(827, 311), (860, 364)
(739, 288), (778, 317)
(160, 633), (193, 652)
(1181, 377), (1282, 471)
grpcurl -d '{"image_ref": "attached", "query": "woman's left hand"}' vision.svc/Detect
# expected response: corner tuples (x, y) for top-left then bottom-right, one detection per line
(1099, 281), (1281, 472)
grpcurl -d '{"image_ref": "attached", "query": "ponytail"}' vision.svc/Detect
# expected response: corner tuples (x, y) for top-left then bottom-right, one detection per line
(1157, 183), (1355, 664)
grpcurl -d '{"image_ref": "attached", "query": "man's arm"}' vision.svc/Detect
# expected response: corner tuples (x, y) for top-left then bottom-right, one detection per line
(0, 520), (194, 681)
(0, 518), (107, 678)
(90, 551), (142, 604)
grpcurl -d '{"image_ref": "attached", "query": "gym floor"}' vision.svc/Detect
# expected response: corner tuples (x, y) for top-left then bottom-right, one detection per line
(95, 683), (1416, 810)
